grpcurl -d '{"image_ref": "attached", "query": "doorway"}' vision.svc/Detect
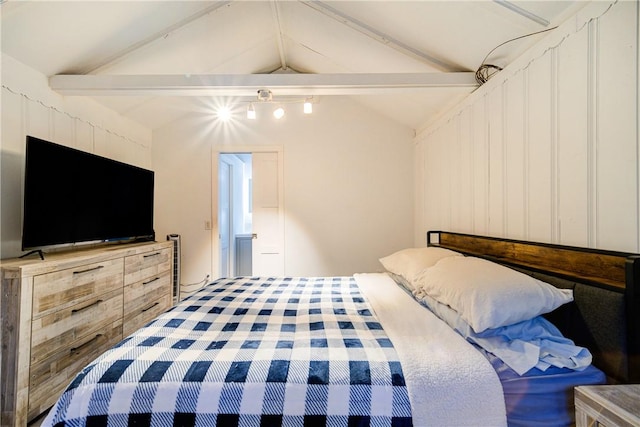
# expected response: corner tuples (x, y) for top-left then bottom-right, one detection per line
(218, 153), (252, 277)
(213, 146), (284, 279)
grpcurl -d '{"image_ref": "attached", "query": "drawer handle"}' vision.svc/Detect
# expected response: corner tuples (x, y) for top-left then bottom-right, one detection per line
(70, 334), (103, 354)
(143, 252), (161, 258)
(71, 299), (103, 314)
(142, 277), (160, 285)
(73, 265), (104, 275)
(142, 302), (160, 313)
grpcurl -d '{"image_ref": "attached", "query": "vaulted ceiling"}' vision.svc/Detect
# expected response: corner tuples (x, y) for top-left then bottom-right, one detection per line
(1, 1), (586, 130)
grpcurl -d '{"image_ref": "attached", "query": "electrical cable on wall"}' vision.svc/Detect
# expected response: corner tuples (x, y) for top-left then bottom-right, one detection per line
(475, 26), (558, 85)
(181, 274), (211, 292)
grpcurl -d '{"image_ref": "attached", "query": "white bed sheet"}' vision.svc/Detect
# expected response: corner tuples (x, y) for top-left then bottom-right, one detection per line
(354, 273), (507, 427)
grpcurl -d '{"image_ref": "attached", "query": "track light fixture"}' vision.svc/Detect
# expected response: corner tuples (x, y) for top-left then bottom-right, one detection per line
(257, 89), (273, 102)
(243, 90), (314, 120)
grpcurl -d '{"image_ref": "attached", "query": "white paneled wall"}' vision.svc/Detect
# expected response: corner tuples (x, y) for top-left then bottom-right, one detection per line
(1, 55), (152, 259)
(415, 0), (639, 253)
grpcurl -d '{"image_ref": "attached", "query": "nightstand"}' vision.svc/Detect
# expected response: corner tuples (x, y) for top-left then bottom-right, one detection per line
(575, 385), (640, 427)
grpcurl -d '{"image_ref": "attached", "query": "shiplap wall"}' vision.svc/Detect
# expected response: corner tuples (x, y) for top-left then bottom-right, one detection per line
(415, 0), (639, 253)
(0, 54), (152, 258)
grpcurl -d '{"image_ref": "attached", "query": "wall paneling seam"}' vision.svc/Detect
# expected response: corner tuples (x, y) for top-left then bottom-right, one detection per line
(469, 106), (476, 234)
(551, 46), (559, 244)
(636, 0), (640, 252)
(20, 94), (27, 232)
(587, 18), (599, 249)
(523, 68), (530, 241)
(484, 96), (490, 234)
(502, 82), (508, 237)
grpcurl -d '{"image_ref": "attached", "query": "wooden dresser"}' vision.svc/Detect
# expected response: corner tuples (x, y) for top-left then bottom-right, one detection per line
(0, 241), (173, 426)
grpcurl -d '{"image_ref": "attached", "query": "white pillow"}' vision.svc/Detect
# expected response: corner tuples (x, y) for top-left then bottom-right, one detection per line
(412, 256), (573, 333)
(379, 247), (462, 287)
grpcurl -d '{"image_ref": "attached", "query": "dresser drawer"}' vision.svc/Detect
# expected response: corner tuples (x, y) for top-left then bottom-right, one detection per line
(28, 320), (123, 420)
(124, 248), (171, 286)
(123, 293), (172, 337)
(124, 270), (171, 313)
(30, 288), (123, 366)
(32, 258), (124, 317)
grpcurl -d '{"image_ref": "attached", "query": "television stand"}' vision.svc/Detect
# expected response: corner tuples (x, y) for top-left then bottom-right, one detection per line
(19, 249), (44, 260)
(1, 241), (174, 426)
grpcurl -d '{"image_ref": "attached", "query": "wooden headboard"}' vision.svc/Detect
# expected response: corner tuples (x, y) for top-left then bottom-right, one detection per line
(426, 231), (640, 384)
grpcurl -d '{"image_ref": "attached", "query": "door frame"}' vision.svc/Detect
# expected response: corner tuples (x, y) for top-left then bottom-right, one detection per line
(218, 156), (233, 277)
(211, 145), (284, 279)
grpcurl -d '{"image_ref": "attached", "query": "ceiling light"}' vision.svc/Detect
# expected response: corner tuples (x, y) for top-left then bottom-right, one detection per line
(244, 91), (316, 122)
(217, 106), (232, 121)
(303, 98), (313, 114)
(247, 103), (256, 120)
(273, 106), (285, 119)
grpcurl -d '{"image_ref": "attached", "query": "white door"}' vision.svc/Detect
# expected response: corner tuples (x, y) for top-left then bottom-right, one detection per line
(251, 152), (284, 276)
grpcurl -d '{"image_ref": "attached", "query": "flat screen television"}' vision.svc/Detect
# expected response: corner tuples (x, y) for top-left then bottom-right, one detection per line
(22, 136), (155, 253)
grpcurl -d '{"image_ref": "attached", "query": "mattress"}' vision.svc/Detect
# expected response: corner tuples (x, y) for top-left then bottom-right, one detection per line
(481, 348), (606, 427)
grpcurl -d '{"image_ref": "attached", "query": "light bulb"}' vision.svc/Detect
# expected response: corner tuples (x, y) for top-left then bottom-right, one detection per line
(247, 103), (256, 120)
(217, 106), (232, 121)
(303, 100), (313, 114)
(273, 107), (285, 119)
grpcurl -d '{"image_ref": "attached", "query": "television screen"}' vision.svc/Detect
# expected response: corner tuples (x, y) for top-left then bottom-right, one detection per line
(22, 136), (155, 251)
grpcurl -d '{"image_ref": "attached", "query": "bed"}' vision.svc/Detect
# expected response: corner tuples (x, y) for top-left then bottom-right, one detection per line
(42, 231), (640, 427)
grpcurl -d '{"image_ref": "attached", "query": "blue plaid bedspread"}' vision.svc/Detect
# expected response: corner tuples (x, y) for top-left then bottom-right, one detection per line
(45, 276), (413, 426)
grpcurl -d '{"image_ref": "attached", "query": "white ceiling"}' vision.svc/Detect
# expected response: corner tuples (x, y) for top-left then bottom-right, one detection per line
(1, 1), (586, 130)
